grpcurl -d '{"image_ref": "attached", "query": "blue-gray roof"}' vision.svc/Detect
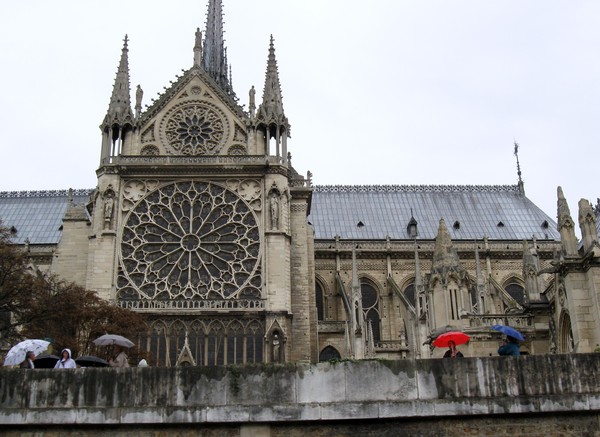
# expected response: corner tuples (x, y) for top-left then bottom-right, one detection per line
(309, 185), (560, 241)
(0, 190), (91, 244)
(0, 185), (561, 246)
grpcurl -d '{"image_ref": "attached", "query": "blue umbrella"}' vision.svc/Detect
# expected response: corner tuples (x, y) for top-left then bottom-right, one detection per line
(491, 325), (525, 341)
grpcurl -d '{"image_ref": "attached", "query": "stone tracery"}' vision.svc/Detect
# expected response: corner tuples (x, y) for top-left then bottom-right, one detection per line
(118, 181), (261, 301)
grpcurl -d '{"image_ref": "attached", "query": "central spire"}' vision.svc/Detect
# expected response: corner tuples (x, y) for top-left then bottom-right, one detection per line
(201, 0), (235, 98)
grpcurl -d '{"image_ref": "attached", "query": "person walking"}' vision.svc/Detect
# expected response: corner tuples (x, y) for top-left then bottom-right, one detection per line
(54, 348), (76, 369)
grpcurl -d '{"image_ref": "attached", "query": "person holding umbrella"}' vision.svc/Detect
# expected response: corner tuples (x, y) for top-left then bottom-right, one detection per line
(109, 345), (129, 368)
(443, 340), (464, 358)
(432, 331), (469, 358)
(498, 336), (521, 356)
(19, 351), (36, 368)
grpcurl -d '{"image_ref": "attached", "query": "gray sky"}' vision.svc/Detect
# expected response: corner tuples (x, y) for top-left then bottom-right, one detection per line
(1, 0), (598, 225)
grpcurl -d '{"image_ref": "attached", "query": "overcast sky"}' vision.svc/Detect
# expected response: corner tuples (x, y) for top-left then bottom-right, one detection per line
(1, 1), (598, 225)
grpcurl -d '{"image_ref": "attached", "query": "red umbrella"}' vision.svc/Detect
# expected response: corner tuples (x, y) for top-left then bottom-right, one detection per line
(432, 331), (470, 348)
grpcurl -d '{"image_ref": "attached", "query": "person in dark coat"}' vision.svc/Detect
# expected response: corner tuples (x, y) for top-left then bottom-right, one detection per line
(498, 336), (521, 356)
(443, 340), (464, 358)
(19, 351), (36, 368)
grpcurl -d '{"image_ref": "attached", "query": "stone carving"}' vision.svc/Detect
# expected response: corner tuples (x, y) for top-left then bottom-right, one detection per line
(269, 189), (280, 230)
(118, 181), (261, 301)
(103, 186), (116, 229)
(162, 101), (228, 155)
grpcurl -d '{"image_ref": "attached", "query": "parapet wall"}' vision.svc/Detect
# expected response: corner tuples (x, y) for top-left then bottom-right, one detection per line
(1, 354), (599, 428)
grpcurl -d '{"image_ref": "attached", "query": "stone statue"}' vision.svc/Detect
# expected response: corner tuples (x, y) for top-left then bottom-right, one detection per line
(272, 333), (280, 363)
(270, 192), (279, 230)
(135, 85), (143, 117)
(249, 85), (256, 115)
(103, 191), (115, 229)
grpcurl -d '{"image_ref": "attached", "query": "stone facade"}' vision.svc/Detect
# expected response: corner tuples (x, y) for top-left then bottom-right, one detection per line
(3, 0), (600, 366)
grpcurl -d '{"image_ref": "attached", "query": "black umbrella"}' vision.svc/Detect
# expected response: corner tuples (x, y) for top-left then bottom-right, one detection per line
(76, 355), (109, 368)
(34, 354), (59, 369)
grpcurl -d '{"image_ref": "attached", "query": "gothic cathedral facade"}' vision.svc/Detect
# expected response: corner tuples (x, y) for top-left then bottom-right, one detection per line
(3, 0), (600, 366)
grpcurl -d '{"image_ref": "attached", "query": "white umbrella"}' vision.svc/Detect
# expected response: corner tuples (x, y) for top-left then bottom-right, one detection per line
(3, 339), (50, 367)
(93, 334), (134, 348)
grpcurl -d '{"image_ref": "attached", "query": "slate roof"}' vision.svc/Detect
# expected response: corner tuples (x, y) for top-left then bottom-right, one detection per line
(0, 184), (561, 246)
(309, 185), (560, 241)
(0, 190), (91, 245)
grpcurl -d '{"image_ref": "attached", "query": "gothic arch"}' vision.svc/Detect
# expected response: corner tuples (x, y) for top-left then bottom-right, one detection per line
(315, 275), (329, 321)
(359, 277), (382, 344)
(265, 319), (286, 363)
(558, 309), (575, 353)
(502, 277), (526, 306)
(319, 345), (341, 362)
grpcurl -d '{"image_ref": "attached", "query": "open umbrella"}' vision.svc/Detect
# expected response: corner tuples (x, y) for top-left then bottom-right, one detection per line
(34, 354), (60, 369)
(93, 334), (134, 348)
(76, 355), (109, 367)
(3, 339), (50, 367)
(432, 331), (471, 348)
(423, 325), (460, 345)
(491, 325), (525, 341)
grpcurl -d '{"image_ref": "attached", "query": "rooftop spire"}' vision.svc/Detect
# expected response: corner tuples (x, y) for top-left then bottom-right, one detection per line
(257, 35), (287, 126)
(201, 0), (235, 98)
(514, 141), (525, 196)
(102, 35), (134, 128)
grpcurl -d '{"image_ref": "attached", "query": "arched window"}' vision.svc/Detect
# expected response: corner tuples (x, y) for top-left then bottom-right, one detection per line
(404, 282), (416, 307)
(319, 345), (341, 362)
(559, 311), (575, 353)
(505, 282), (526, 306)
(361, 281), (381, 343)
(316, 281), (325, 321)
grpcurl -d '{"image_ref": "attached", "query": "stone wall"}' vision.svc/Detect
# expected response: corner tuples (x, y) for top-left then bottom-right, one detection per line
(1, 355), (599, 436)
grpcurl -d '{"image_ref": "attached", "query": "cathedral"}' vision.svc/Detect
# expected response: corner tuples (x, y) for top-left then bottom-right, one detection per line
(1, 0), (599, 366)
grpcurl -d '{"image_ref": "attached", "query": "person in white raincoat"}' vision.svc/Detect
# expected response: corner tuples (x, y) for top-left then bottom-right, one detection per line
(54, 348), (76, 369)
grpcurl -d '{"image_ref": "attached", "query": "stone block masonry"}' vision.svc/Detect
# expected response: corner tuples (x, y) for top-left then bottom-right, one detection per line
(1, 355), (600, 436)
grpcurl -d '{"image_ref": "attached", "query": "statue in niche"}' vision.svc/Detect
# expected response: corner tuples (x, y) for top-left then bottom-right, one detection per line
(269, 191), (279, 230)
(272, 333), (281, 363)
(103, 189), (115, 229)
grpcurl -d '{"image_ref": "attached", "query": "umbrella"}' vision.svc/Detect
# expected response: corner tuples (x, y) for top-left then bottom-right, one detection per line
(76, 355), (109, 367)
(93, 334), (134, 348)
(3, 339), (50, 367)
(34, 354), (60, 369)
(432, 331), (471, 348)
(491, 325), (525, 341)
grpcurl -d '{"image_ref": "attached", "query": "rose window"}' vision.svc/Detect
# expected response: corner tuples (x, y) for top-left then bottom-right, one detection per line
(163, 103), (226, 155)
(118, 181), (261, 301)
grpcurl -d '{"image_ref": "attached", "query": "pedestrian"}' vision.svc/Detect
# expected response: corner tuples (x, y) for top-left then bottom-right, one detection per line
(109, 345), (130, 368)
(19, 351), (36, 368)
(443, 340), (464, 358)
(54, 348), (76, 369)
(138, 358), (148, 367)
(498, 336), (521, 356)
